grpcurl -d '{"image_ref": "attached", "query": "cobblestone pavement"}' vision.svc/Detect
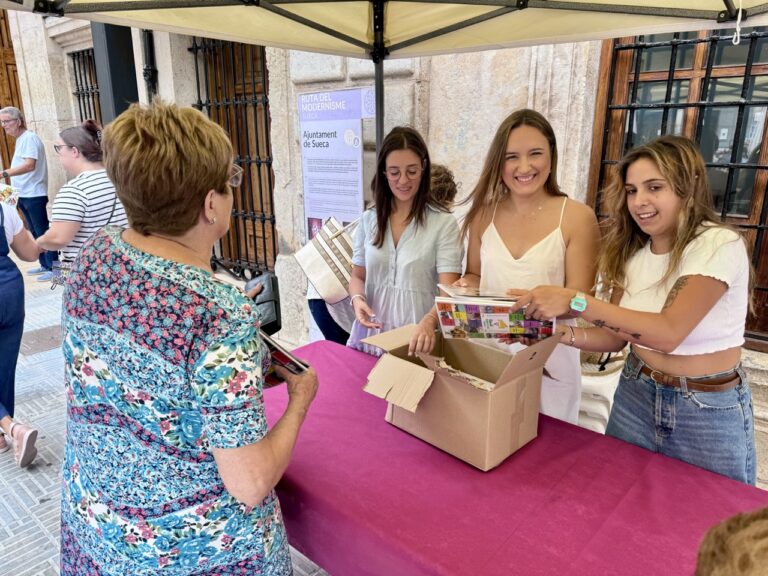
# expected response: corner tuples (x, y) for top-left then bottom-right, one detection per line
(0, 258), (327, 576)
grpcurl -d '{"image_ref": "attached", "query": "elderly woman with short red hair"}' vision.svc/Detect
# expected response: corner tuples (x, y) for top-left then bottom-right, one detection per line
(60, 100), (317, 575)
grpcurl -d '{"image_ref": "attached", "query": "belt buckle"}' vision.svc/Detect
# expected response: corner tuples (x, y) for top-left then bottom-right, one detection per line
(649, 369), (671, 387)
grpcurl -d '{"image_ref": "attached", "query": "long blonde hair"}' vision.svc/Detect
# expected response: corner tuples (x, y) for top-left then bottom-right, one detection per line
(460, 109), (565, 238)
(599, 135), (752, 308)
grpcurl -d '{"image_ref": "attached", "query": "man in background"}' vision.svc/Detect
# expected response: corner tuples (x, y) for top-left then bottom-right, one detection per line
(0, 106), (56, 281)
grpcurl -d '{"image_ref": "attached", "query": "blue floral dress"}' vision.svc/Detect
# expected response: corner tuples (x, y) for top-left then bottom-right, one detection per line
(60, 227), (292, 575)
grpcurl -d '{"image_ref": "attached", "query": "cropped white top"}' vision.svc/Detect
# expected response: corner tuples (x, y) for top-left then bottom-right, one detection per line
(619, 225), (749, 355)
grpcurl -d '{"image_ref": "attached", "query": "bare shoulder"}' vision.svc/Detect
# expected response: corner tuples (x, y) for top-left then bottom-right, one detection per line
(562, 197), (599, 234)
(467, 203), (495, 238)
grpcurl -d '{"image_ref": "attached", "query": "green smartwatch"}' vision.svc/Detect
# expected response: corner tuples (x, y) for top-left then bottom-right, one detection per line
(569, 291), (587, 314)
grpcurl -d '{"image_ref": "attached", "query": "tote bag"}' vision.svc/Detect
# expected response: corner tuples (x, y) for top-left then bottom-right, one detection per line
(295, 217), (357, 304)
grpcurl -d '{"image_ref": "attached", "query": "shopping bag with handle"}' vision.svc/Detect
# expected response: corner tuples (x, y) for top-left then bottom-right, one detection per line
(295, 217), (358, 304)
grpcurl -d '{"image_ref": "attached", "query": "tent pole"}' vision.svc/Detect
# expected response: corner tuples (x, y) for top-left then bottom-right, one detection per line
(375, 58), (384, 151)
(372, 0), (388, 153)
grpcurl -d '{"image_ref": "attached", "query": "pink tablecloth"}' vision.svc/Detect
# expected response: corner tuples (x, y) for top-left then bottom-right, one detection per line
(264, 341), (768, 576)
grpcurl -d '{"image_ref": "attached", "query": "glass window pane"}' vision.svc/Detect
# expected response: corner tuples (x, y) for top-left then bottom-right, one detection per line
(638, 32), (697, 71)
(709, 166), (754, 217)
(624, 80), (688, 149)
(700, 87), (766, 165)
(634, 80), (689, 104)
(737, 105), (766, 163)
(701, 107), (739, 163)
(714, 27), (768, 66)
(756, 36), (768, 64)
(705, 77), (746, 102)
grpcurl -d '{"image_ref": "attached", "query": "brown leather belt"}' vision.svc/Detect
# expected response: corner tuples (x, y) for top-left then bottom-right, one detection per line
(639, 364), (740, 392)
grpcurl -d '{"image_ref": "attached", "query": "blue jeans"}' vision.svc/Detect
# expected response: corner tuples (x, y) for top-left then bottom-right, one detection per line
(0, 273), (24, 420)
(18, 195), (57, 270)
(606, 349), (756, 485)
(308, 298), (350, 345)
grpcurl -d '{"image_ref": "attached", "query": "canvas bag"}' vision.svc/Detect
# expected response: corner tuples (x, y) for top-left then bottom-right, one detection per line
(295, 217), (357, 304)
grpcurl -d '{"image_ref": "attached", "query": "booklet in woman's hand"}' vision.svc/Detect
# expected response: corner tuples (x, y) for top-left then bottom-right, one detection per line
(435, 296), (555, 341)
(260, 329), (309, 387)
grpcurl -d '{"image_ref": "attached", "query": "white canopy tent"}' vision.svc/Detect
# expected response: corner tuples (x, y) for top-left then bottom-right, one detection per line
(2, 0), (767, 144)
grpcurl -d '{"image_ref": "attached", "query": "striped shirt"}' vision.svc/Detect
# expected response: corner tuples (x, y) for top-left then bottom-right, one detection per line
(51, 169), (128, 261)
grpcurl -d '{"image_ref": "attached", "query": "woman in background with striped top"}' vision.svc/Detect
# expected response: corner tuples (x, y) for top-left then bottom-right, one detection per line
(36, 120), (128, 261)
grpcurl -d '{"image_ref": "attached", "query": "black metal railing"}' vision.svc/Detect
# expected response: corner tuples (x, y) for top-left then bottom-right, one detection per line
(190, 37), (277, 278)
(70, 48), (102, 125)
(596, 28), (768, 343)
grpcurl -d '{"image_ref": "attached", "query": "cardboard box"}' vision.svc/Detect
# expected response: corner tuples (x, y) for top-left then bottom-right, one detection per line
(362, 325), (559, 471)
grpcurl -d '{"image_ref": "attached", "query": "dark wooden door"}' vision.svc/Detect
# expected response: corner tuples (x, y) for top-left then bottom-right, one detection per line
(0, 10), (22, 171)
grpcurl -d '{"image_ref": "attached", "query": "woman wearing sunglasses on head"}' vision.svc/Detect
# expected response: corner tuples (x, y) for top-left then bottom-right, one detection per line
(346, 126), (463, 356)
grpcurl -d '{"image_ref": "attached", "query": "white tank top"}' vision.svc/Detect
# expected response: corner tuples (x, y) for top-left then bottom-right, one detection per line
(480, 197), (568, 292)
(479, 197), (581, 424)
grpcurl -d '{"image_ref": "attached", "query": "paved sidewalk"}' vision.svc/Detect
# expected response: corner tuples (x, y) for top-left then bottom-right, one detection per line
(0, 257), (327, 576)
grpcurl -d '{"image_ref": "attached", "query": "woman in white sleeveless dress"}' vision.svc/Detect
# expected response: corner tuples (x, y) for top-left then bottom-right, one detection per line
(458, 109), (600, 423)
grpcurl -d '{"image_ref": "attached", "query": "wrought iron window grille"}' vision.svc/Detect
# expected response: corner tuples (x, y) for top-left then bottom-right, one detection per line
(190, 37), (277, 280)
(70, 48), (102, 125)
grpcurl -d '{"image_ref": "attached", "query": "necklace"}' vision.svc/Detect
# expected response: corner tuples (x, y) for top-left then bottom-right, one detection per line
(511, 202), (544, 219)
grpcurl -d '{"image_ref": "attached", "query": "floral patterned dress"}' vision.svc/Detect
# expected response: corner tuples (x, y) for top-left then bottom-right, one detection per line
(60, 227), (292, 576)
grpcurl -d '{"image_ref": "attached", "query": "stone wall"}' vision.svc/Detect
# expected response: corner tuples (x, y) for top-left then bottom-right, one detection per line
(743, 350), (768, 488)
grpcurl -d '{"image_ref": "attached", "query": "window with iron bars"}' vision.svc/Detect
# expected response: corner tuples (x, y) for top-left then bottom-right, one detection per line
(69, 48), (102, 125)
(190, 37), (277, 278)
(589, 28), (768, 349)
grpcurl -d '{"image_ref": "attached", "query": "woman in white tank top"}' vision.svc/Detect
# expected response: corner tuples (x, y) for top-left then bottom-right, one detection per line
(458, 109), (600, 424)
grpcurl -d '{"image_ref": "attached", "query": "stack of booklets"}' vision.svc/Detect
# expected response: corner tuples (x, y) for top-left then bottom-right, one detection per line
(435, 284), (555, 341)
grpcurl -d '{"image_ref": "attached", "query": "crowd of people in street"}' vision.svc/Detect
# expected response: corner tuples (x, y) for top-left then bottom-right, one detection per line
(0, 99), (757, 573)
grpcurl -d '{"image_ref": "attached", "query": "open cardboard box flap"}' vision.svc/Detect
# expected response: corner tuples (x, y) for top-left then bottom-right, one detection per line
(361, 323), (418, 352)
(494, 335), (560, 388)
(363, 353), (433, 413)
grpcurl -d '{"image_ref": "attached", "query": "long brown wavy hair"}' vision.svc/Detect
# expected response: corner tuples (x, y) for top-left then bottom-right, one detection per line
(599, 135), (753, 309)
(371, 126), (433, 248)
(461, 108), (566, 238)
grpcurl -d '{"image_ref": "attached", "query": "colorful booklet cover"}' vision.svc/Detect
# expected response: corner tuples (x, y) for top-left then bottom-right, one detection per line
(260, 329), (310, 387)
(435, 296), (555, 341)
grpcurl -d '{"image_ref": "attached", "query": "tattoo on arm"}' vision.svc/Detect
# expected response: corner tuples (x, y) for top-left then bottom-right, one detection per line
(593, 319), (642, 341)
(662, 276), (690, 311)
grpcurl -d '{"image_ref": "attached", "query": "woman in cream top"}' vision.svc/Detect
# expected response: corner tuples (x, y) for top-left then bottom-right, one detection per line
(511, 135), (755, 484)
